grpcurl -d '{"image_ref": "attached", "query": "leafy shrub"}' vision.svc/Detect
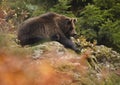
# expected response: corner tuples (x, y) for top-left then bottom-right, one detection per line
(50, 0), (75, 17)
(99, 20), (120, 52)
(77, 5), (104, 41)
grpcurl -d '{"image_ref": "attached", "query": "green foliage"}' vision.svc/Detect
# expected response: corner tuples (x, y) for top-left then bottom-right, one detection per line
(50, 0), (74, 17)
(98, 20), (113, 44)
(77, 1), (120, 52)
(80, 29), (97, 41)
(27, 0), (58, 9)
(108, 3), (120, 20)
(31, 7), (45, 16)
(78, 5), (104, 41)
(93, 0), (116, 9)
(69, 0), (93, 15)
(50, 0), (70, 12)
(7, 0), (30, 12)
(99, 20), (120, 52)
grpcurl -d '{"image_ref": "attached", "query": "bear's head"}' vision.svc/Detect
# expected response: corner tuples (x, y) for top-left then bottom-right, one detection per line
(58, 17), (77, 39)
(65, 18), (77, 38)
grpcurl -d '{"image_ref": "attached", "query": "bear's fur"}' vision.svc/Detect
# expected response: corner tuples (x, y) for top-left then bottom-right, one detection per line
(17, 12), (79, 52)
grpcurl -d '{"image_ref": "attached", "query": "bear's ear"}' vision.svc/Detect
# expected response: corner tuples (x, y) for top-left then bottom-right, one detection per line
(72, 18), (77, 23)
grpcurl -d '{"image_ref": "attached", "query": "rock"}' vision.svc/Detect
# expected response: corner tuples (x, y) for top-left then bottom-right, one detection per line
(31, 41), (67, 59)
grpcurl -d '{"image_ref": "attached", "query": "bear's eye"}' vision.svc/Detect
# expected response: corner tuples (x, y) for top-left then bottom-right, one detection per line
(69, 27), (73, 31)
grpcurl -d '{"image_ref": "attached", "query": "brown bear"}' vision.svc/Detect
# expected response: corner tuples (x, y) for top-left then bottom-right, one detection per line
(17, 12), (79, 52)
